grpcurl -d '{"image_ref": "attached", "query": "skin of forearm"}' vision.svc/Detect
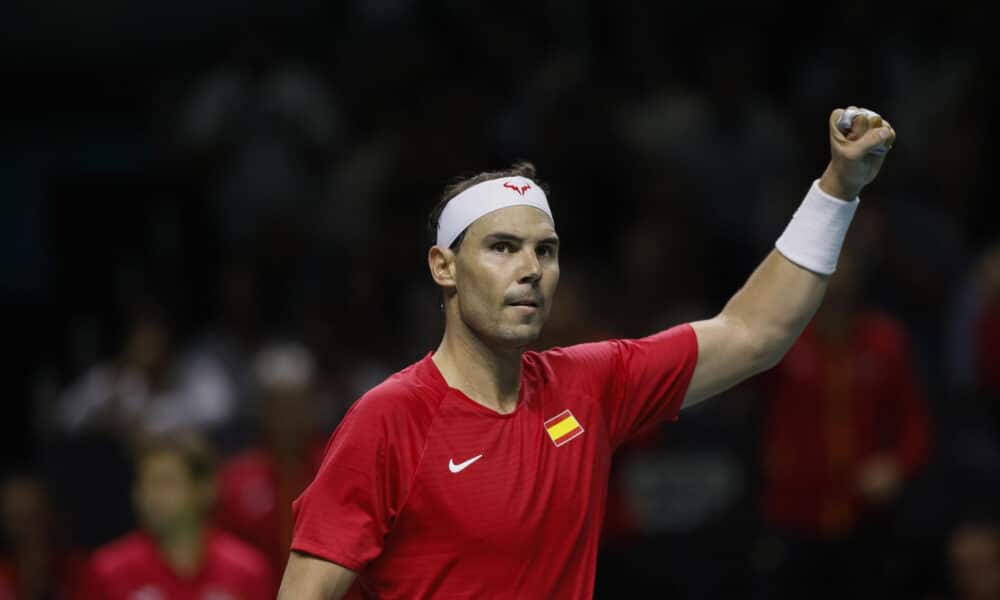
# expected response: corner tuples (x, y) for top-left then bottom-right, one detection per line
(720, 248), (830, 370)
(720, 165), (860, 369)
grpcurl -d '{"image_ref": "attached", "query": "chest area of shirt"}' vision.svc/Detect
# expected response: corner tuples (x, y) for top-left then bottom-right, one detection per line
(392, 393), (611, 551)
(112, 558), (249, 600)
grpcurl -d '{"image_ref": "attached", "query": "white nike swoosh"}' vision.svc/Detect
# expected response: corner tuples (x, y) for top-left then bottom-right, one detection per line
(448, 454), (483, 473)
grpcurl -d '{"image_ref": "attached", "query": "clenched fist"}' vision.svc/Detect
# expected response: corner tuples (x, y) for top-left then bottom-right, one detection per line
(819, 106), (897, 200)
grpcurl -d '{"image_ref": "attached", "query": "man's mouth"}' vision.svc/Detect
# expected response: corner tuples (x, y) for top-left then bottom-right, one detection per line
(507, 299), (541, 308)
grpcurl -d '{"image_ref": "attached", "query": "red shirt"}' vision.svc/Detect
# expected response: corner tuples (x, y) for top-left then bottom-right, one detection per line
(291, 325), (698, 599)
(77, 529), (275, 600)
(760, 311), (932, 537)
(214, 443), (325, 572)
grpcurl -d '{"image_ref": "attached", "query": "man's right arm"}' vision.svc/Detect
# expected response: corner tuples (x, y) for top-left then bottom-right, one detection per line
(277, 551), (358, 600)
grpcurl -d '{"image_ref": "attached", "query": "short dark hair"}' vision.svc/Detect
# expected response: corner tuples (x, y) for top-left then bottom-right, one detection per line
(133, 431), (216, 483)
(427, 162), (547, 251)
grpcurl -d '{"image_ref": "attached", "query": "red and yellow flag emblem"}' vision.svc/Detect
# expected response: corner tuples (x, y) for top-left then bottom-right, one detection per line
(544, 410), (584, 447)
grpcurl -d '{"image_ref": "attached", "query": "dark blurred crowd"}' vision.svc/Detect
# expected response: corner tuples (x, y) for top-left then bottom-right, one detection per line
(1, 1), (998, 598)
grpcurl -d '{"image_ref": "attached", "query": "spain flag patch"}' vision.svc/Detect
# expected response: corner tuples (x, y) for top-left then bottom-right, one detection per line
(544, 409), (585, 447)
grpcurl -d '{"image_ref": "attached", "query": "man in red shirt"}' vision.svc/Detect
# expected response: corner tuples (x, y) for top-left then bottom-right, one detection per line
(756, 245), (932, 598)
(760, 246), (932, 538)
(279, 107), (897, 599)
(78, 432), (276, 600)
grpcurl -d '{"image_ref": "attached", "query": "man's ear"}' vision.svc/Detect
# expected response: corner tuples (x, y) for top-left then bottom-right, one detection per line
(428, 245), (457, 289)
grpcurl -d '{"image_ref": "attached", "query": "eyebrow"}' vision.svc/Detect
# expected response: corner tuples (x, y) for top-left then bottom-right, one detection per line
(484, 232), (560, 246)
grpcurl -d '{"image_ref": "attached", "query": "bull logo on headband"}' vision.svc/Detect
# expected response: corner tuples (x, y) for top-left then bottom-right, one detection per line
(503, 181), (531, 196)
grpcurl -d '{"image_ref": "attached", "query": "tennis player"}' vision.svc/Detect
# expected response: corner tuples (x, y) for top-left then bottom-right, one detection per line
(278, 107), (896, 599)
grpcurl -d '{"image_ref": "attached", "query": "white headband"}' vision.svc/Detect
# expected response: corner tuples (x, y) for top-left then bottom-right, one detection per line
(436, 176), (554, 248)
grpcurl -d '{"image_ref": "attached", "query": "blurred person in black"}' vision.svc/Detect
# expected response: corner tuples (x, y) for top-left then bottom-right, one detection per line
(214, 342), (327, 574)
(44, 301), (239, 552)
(0, 473), (85, 600)
(77, 431), (275, 600)
(52, 300), (236, 439)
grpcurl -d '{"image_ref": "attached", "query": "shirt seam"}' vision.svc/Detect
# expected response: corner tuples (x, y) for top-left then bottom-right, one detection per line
(389, 386), (447, 527)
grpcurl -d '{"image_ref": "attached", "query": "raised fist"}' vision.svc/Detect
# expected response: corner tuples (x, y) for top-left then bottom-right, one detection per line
(820, 106), (897, 200)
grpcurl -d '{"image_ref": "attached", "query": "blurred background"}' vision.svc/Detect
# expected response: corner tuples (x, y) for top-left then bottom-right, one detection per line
(1, 1), (998, 598)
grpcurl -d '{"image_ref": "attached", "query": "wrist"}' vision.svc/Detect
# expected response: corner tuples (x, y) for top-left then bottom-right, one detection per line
(819, 165), (862, 201)
(774, 179), (859, 276)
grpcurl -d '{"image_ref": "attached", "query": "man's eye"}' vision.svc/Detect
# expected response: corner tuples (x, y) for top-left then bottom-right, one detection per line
(537, 245), (553, 257)
(493, 243), (514, 253)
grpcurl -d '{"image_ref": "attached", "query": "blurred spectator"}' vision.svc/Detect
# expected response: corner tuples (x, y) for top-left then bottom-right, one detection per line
(942, 243), (1000, 446)
(53, 301), (236, 438)
(186, 262), (267, 452)
(175, 59), (343, 248)
(77, 431), (274, 600)
(974, 245), (1000, 408)
(754, 245), (933, 599)
(944, 518), (1000, 600)
(213, 343), (326, 573)
(0, 473), (85, 600)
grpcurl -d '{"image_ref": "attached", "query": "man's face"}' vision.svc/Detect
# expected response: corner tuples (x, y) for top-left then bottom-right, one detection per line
(450, 205), (560, 348)
(134, 452), (212, 538)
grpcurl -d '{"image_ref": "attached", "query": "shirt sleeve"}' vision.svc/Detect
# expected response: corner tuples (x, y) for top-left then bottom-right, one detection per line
(290, 394), (400, 572)
(543, 324), (699, 448)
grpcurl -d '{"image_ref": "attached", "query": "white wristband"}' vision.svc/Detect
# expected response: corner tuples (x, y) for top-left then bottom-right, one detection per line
(774, 179), (859, 276)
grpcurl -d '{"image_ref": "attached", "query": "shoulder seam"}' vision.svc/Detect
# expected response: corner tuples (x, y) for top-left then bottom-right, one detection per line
(390, 389), (447, 523)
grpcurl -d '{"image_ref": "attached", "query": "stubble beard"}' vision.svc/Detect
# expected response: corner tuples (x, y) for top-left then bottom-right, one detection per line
(462, 308), (545, 351)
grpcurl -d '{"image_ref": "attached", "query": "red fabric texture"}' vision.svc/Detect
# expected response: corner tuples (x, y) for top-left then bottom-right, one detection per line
(76, 529), (275, 600)
(760, 311), (932, 537)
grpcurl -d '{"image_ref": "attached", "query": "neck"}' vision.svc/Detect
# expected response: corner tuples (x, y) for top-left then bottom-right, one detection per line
(433, 321), (523, 414)
(155, 521), (205, 578)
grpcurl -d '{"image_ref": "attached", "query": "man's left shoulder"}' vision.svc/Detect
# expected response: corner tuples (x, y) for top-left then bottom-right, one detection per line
(528, 325), (697, 378)
(527, 340), (614, 381)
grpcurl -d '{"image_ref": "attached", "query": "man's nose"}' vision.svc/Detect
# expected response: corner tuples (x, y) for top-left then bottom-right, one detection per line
(518, 250), (542, 284)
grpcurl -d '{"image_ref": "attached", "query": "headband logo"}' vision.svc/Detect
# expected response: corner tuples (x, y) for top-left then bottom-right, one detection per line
(503, 181), (531, 196)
